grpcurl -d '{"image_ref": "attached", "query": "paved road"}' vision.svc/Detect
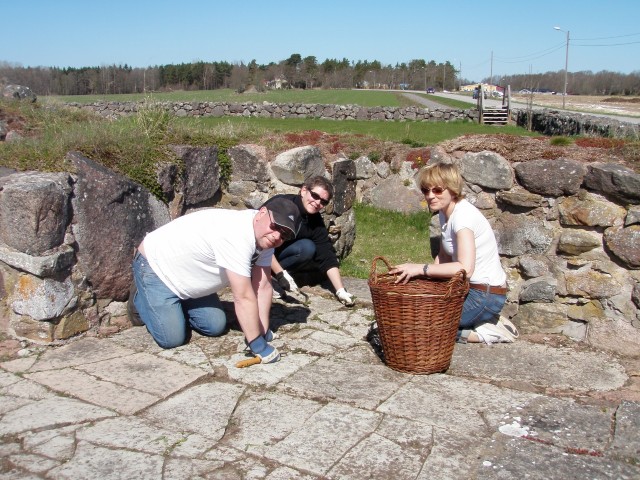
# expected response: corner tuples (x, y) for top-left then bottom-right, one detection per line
(401, 89), (640, 125)
(1, 278), (638, 479)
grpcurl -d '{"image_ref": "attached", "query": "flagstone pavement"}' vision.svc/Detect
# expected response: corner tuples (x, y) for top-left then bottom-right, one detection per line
(1, 278), (639, 479)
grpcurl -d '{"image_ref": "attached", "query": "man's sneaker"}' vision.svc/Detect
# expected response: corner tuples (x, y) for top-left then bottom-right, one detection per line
(475, 322), (515, 344)
(246, 333), (281, 363)
(127, 282), (144, 327)
(243, 329), (278, 350)
(255, 344), (280, 364)
(272, 289), (282, 300)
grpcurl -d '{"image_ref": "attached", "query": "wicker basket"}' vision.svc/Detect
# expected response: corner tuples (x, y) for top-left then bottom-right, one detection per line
(368, 256), (469, 374)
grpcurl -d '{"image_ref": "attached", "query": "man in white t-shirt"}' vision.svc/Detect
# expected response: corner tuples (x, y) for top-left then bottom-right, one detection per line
(130, 197), (301, 363)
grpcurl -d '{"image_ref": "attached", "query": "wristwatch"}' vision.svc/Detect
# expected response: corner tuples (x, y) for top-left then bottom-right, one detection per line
(423, 264), (429, 277)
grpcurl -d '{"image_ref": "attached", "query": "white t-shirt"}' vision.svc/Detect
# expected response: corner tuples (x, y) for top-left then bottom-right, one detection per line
(143, 209), (272, 299)
(439, 199), (506, 286)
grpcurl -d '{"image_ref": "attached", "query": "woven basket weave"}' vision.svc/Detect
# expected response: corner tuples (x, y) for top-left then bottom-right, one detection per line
(368, 256), (469, 374)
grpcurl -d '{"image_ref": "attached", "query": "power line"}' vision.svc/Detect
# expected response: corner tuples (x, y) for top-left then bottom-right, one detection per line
(573, 32), (640, 41)
(494, 44), (566, 64)
(573, 40), (640, 47)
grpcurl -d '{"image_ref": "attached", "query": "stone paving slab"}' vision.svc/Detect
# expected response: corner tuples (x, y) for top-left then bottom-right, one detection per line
(1, 279), (639, 479)
(449, 341), (628, 392)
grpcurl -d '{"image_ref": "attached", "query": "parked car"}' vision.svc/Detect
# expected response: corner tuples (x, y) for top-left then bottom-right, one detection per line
(426, 87), (435, 94)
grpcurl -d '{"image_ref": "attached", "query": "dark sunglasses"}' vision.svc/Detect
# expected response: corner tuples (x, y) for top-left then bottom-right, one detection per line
(420, 186), (446, 195)
(267, 210), (294, 241)
(309, 190), (330, 206)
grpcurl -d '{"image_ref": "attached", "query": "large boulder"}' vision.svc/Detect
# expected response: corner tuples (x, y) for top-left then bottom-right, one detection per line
(515, 159), (587, 197)
(169, 145), (221, 207)
(271, 146), (325, 185)
(460, 151), (513, 190)
(2, 84), (37, 102)
(69, 152), (170, 301)
(0, 172), (72, 255)
(583, 162), (640, 205)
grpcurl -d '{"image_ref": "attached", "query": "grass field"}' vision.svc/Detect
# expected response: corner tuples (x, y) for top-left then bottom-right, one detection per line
(340, 204), (433, 279)
(45, 88), (475, 110)
(46, 89), (412, 107)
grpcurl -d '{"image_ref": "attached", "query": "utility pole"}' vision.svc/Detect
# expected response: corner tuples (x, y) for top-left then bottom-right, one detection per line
(490, 51), (493, 86)
(554, 26), (570, 109)
(443, 64), (446, 91)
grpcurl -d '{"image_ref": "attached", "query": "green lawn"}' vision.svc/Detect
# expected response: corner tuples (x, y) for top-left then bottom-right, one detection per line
(44, 88), (480, 111)
(180, 115), (533, 145)
(46, 88), (413, 107)
(340, 204), (433, 279)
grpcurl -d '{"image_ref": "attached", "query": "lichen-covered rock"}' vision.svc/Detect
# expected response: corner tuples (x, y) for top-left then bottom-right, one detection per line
(493, 212), (554, 256)
(557, 229), (601, 256)
(460, 151), (513, 190)
(604, 225), (640, 269)
(584, 162), (640, 205)
(0, 172), (72, 255)
(271, 146), (325, 185)
(558, 193), (626, 227)
(515, 159), (587, 197)
(11, 274), (75, 321)
(331, 158), (356, 215)
(69, 152), (170, 301)
(168, 145), (221, 207)
(519, 277), (557, 303)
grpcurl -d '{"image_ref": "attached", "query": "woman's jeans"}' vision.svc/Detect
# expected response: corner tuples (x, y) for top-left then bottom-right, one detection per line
(132, 252), (227, 349)
(458, 287), (506, 340)
(277, 239), (316, 272)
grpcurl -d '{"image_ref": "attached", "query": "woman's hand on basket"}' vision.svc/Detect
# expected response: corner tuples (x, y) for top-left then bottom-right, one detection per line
(389, 263), (423, 284)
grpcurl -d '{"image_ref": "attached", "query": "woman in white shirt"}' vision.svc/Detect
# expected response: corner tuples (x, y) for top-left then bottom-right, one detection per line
(390, 163), (518, 344)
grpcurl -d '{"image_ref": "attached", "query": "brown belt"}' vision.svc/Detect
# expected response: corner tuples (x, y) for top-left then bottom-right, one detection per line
(469, 283), (507, 295)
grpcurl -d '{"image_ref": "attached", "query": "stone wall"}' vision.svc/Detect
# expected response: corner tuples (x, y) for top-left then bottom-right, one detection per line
(2, 98), (640, 357)
(354, 149), (640, 357)
(67, 101), (640, 139)
(513, 109), (640, 138)
(68, 100), (477, 123)
(0, 145), (356, 343)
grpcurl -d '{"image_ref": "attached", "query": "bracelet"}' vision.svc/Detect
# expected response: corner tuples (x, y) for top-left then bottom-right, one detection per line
(423, 264), (429, 277)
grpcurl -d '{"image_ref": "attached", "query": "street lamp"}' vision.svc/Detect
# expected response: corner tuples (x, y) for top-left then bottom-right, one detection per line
(554, 26), (570, 109)
(423, 66), (427, 92)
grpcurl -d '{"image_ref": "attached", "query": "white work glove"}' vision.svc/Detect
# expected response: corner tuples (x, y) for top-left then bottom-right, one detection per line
(335, 288), (355, 307)
(276, 270), (299, 292)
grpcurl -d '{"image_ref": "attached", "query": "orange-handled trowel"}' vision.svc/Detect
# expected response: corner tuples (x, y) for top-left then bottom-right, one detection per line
(235, 356), (262, 368)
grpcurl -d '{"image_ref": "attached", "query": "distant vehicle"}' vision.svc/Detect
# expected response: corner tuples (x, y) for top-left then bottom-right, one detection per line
(426, 87), (435, 94)
(491, 91), (504, 98)
(472, 89), (487, 100)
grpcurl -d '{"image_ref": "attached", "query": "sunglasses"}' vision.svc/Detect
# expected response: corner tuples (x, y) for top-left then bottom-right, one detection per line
(309, 190), (330, 207)
(267, 210), (294, 242)
(420, 186), (446, 196)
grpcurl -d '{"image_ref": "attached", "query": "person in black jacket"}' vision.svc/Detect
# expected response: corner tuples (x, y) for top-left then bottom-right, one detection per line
(263, 176), (355, 306)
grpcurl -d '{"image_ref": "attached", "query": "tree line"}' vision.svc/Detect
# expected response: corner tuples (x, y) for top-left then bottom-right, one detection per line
(1, 54), (639, 96)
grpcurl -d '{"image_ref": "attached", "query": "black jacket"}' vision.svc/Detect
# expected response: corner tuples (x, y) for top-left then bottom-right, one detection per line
(271, 193), (339, 273)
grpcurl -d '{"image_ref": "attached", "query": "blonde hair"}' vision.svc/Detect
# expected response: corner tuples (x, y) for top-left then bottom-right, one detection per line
(417, 163), (465, 199)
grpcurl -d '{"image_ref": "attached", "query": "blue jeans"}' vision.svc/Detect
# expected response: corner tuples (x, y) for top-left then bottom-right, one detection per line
(458, 287), (506, 338)
(132, 252), (227, 349)
(277, 239), (316, 272)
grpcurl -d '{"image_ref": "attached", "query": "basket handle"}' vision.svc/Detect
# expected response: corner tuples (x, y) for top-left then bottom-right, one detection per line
(369, 256), (393, 284)
(444, 269), (469, 299)
(370, 256), (469, 292)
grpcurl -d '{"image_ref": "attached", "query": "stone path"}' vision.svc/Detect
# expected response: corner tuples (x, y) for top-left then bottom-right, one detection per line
(1, 278), (639, 479)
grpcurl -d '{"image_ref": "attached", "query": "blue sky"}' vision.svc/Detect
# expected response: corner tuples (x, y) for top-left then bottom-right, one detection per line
(2, 0), (639, 82)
